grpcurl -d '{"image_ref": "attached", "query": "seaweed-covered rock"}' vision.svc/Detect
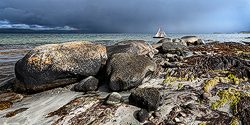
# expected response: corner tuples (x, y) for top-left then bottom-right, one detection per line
(14, 41), (107, 93)
(106, 40), (157, 57)
(105, 92), (122, 105)
(106, 53), (156, 91)
(129, 87), (160, 111)
(137, 108), (149, 122)
(74, 76), (98, 92)
(162, 42), (187, 53)
(235, 96), (250, 125)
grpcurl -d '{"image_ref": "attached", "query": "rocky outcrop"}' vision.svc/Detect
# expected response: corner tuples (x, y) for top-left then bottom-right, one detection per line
(181, 36), (199, 45)
(162, 42), (186, 53)
(129, 87), (160, 111)
(106, 53), (156, 91)
(14, 41), (107, 93)
(74, 76), (99, 92)
(106, 40), (157, 58)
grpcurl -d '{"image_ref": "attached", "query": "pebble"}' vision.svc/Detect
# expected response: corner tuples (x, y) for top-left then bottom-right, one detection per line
(202, 92), (212, 99)
(148, 116), (154, 121)
(179, 112), (187, 117)
(153, 111), (161, 118)
(174, 117), (181, 122)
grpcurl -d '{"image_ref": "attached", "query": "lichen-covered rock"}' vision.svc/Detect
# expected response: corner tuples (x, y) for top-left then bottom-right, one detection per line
(106, 53), (156, 91)
(105, 92), (122, 105)
(129, 87), (160, 111)
(106, 40), (157, 57)
(162, 42), (187, 53)
(14, 41), (107, 93)
(74, 76), (98, 92)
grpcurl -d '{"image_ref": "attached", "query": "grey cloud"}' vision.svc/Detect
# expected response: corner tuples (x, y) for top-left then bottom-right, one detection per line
(0, 0), (249, 33)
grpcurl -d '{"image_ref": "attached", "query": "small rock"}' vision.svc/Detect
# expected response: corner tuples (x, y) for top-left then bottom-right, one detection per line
(175, 123), (186, 125)
(143, 121), (155, 125)
(74, 76), (99, 92)
(196, 39), (205, 45)
(137, 108), (149, 123)
(105, 92), (122, 105)
(179, 112), (187, 117)
(174, 117), (181, 122)
(131, 123), (139, 125)
(148, 116), (154, 121)
(153, 111), (161, 118)
(193, 51), (198, 55)
(186, 103), (196, 110)
(202, 92), (212, 99)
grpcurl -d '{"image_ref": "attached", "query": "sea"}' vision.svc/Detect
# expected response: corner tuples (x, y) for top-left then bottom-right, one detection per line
(0, 33), (250, 83)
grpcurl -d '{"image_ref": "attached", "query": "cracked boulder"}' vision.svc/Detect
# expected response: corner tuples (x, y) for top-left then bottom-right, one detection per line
(106, 53), (156, 91)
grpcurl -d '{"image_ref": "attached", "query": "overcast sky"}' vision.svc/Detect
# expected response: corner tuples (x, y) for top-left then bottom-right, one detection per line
(0, 0), (249, 33)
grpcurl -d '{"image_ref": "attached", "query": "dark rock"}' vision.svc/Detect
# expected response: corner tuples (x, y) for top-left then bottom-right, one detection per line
(106, 40), (156, 57)
(105, 92), (122, 105)
(106, 53), (156, 91)
(129, 87), (160, 111)
(158, 38), (172, 43)
(162, 42), (186, 53)
(137, 108), (149, 123)
(74, 76), (98, 92)
(14, 41), (107, 93)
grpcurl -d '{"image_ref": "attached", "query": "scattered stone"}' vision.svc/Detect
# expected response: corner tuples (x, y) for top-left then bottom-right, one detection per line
(106, 53), (156, 91)
(179, 112), (187, 117)
(186, 103), (196, 110)
(74, 76), (98, 92)
(14, 41), (107, 93)
(137, 108), (149, 122)
(148, 116), (154, 121)
(202, 92), (212, 99)
(174, 117), (181, 122)
(105, 92), (122, 105)
(201, 51), (207, 54)
(153, 111), (161, 118)
(129, 87), (160, 111)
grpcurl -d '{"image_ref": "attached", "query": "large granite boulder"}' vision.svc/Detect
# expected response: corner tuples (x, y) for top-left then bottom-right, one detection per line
(181, 36), (199, 45)
(106, 53), (156, 91)
(14, 41), (107, 92)
(162, 42), (187, 53)
(106, 40), (157, 57)
(129, 87), (160, 111)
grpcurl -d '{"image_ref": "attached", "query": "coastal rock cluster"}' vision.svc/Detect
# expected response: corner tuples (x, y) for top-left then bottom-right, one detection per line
(1, 36), (250, 124)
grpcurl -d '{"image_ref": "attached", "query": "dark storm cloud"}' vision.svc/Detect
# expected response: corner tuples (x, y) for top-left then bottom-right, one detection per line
(0, 0), (249, 33)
